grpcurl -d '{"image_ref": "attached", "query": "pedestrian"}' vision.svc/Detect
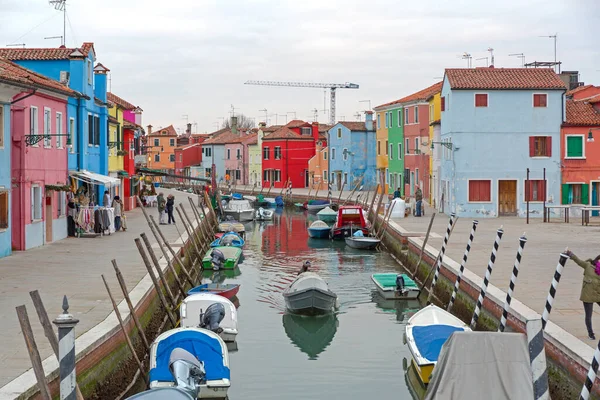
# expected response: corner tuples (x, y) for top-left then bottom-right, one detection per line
(112, 195), (123, 231)
(157, 192), (166, 224)
(67, 197), (77, 237)
(566, 250), (600, 339)
(415, 185), (423, 217)
(393, 187), (401, 199)
(103, 190), (110, 207)
(166, 194), (175, 224)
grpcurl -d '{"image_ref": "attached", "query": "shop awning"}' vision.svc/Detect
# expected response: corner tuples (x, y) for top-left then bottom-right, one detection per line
(70, 170), (121, 187)
(117, 170), (129, 178)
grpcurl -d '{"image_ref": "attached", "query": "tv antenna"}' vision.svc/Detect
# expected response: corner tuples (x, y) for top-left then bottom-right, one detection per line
(460, 52), (472, 68)
(476, 57), (489, 67)
(48, 0), (66, 46)
(6, 43), (26, 48)
(354, 112), (362, 121)
(359, 99), (371, 111)
(509, 53), (525, 67)
(311, 108), (319, 122)
(259, 109), (268, 124)
(539, 33), (558, 71)
(182, 114), (189, 124)
(487, 47), (494, 66)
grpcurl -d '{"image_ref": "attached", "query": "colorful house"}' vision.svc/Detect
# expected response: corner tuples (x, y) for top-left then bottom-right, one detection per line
(373, 101), (404, 195)
(174, 143), (203, 177)
(201, 128), (229, 182)
(242, 133), (258, 186)
(146, 125), (178, 172)
(440, 67), (566, 218)
(107, 93), (126, 201)
(307, 142), (328, 190)
(223, 120), (246, 185)
(122, 109), (144, 210)
(372, 109), (388, 193)
(428, 89), (442, 208)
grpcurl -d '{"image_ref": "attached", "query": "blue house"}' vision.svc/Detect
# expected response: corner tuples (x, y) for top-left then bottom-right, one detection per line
(0, 43), (112, 203)
(201, 128), (229, 183)
(328, 112), (377, 190)
(439, 67), (566, 217)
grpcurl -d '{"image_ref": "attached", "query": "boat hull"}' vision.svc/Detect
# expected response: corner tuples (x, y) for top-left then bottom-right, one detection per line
(187, 284), (240, 300)
(306, 203), (330, 213)
(317, 214), (337, 223)
(371, 273), (420, 300)
(202, 247), (242, 270)
(411, 357), (435, 385)
(283, 288), (337, 315)
(344, 237), (380, 249)
(223, 209), (254, 222)
(308, 227), (331, 239)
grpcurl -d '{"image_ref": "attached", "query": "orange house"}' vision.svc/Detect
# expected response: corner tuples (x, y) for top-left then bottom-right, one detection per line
(146, 125), (178, 172)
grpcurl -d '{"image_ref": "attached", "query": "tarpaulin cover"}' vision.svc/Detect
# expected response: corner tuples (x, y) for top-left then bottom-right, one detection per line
(413, 325), (465, 362)
(308, 199), (329, 205)
(425, 332), (533, 400)
(149, 330), (230, 383)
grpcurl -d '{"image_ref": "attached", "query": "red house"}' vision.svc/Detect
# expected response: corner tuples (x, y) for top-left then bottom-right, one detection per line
(262, 120), (325, 188)
(174, 143), (204, 177)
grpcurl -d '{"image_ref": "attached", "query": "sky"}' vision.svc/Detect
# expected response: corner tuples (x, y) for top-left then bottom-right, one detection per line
(1, 0), (599, 134)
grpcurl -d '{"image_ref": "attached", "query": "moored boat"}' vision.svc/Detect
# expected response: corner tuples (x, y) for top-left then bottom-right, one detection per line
(180, 293), (238, 342)
(304, 199), (330, 213)
(371, 273), (419, 299)
(307, 220), (331, 239)
(187, 283), (240, 300)
(210, 232), (244, 248)
(218, 221), (245, 235)
(344, 236), (380, 249)
(222, 199), (254, 222)
(317, 206), (337, 222)
(255, 207), (274, 221)
(202, 247), (242, 270)
(331, 206), (370, 239)
(283, 271), (337, 315)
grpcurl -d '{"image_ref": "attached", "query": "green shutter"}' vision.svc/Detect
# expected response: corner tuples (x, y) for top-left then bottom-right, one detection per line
(566, 136), (583, 157)
(561, 184), (570, 205)
(582, 184), (590, 205)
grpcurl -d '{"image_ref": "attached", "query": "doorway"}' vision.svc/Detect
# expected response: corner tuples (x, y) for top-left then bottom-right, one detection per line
(592, 182), (600, 216)
(498, 180), (517, 216)
(410, 171), (415, 196)
(304, 170), (309, 188)
(45, 195), (53, 243)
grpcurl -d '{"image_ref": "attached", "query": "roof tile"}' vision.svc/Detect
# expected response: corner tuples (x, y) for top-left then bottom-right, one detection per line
(566, 84), (593, 96)
(445, 68), (566, 90)
(0, 57), (78, 96)
(564, 99), (600, 126)
(375, 81), (443, 109)
(107, 92), (136, 110)
(0, 42), (95, 61)
(149, 125), (178, 137)
(285, 119), (309, 128)
(263, 126), (313, 140)
(339, 121), (368, 131)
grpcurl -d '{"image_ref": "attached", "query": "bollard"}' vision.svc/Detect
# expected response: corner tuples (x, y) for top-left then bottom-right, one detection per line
(498, 234), (527, 332)
(447, 220), (478, 312)
(580, 338), (600, 400)
(527, 318), (550, 400)
(53, 296), (79, 400)
(470, 227), (504, 330)
(425, 213), (456, 304)
(541, 250), (570, 330)
(328, 182), (332, 203)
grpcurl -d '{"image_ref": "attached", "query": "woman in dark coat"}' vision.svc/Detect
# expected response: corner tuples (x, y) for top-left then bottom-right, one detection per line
(166, 194), (175, 224)
(566, 250), (600, 339)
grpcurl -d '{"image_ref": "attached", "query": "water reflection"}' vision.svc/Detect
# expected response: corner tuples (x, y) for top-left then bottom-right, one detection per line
(403, 357), (426, 400)
(201, 267), (242, 282)
(372, 292), (422, 323)
(282, 313), (339, 360)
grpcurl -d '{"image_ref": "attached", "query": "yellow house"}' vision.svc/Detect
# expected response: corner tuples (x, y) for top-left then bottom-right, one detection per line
(373, 110), (388, 194)
(107, 94), (125, 197)
(427, 91), (442, 207)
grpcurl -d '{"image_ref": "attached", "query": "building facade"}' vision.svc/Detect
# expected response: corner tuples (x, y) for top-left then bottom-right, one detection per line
(428, 90), (442, 208)
(201, 128), (229, 183)
(174, 143), (203, 177)
(242, 133), (258, 186)
(308, 142), (328, 190)
(373, 110), (388, 193)
(373, 103), (404, 196)
(146, 125), (178, 172)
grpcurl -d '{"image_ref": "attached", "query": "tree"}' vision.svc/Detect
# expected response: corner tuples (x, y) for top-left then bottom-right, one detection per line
(221, 114), (256, 130)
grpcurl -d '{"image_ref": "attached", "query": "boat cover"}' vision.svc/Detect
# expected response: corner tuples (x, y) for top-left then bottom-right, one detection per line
(275, 196), (284, 206)
(232, 193), (243, 200)
(308, 199), (329, 205)
(317, 206), (337, 215)
(373, 273), (418, 289)
(412, 325), (465, 362)
(310, 220), (329, 229)
(425, 332), (533, 400)
(149, 330), (230, 383)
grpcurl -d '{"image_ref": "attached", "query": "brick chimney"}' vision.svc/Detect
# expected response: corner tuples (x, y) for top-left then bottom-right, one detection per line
(147, 124), (153, 135)
(186, 123), (192, 136)
(365, 111), (374, 131)
(311, 121), (320, 143)
(231, 116), (238, 135)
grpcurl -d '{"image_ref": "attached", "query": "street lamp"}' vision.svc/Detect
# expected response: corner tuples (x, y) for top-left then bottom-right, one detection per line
(430, 141), (453, 150)
(587, 128), (599, 143)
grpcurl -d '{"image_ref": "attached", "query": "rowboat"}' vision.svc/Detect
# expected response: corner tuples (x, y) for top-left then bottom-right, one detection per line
(317, 206), (337, 222)
(404, 304), (471, 385)
(180, 293), (238, 342)
(344, 236), (380, 249)
(202, 246), (242, 270)
(371, 273), (419, 299)
(283, 272), (337, 315)
(210, 232), (244, 248)
(307, 220), (331, 239)
(304, 199), (330, 213)
(187, 283), (240, 300)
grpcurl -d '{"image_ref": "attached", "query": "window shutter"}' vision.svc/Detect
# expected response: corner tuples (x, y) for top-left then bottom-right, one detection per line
(533, 95), (540, 107)
(582, 184), (590, 205)
(529, 137), (535, 157)
(545, 136), (552, 157)
(561, 184), (569, 204)
(540, 180), (547, 202)
(525, 179), (530, 201)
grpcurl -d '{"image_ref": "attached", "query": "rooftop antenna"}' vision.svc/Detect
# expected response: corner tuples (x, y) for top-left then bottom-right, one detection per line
(476, 57), (489, 67)
(182, 114), (189, 124)
(539, 33), (558, 72)
(487, 47), (494, 66)
(259, 109), (268, 125)
(192, 122), (198, 134)
(6, 43), (26, 48)
(287, 111), (296, 119)
(354, 112), (361, 121)
(461, 52), (472, 68)
(311, 108), (318, 122)
(48, 0), (66, 46)
(509, 53), (526, 67)
(229, 104), (239, 118)
(359, 99), (371, 111)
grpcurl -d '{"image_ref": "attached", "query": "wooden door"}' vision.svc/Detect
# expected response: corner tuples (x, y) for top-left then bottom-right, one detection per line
(45, 196), (53, 243)
(498, 180), (517, 216)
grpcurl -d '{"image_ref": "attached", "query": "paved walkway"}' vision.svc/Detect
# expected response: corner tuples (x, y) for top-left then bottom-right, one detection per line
(0, 188), (198, 387)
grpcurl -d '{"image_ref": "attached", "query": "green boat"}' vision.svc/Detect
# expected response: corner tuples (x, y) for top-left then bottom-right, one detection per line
(317, 206), (337, 223)
(371, 273), (420, 299)
(202, 246), (242, 269)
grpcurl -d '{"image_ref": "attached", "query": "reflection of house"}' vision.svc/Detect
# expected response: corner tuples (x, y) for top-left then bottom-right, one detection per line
(146, 125), (177, 172)
(440, 67), (565, 218)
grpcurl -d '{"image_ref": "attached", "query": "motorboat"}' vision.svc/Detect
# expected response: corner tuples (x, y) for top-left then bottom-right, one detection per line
(404, 305), (471, 385)
(217, 221), (245, 235)
(255, 207), (274, 221)
(344, 230), (381, 250)
(188, 283), (240, 300)
(210, 232), (244, 248)
(317, 206), (337, 222)
(180, 293), (238, 342)
(371, 273), (420, 300)
(149, 328), (230, 399)
(283, 271), (337, 315)
(307, 220), (331, 239)
(282, 313), (338, 360)
(253, 194), (270, 208)
(222, 199), (254, 222)
(263, 197), (277, 207)
(331, 206), (370, 240)
(304, 199), (330, 213)
(202, 247), (242, 270)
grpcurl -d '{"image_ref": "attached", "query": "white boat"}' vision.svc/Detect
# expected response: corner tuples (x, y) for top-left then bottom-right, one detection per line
(317, 206), (337, 222)
(180, 293), (238, 343)
(149, 327), (230, 399)
(222, 199), (254, 222)
(404, 305), (471, 385)
(283, 272), (337, 315)
(371, 273), (420, 299)
(255, 207), (274, 221)
(345, 236), (381, 250)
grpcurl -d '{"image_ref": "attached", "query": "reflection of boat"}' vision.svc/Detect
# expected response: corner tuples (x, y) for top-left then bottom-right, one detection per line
(307, 220), (331, 239)
(202, 246), (242, 269)
(331, 206), (369, 239)
(255, 207), (274, 221)
(187, 283), (240, 300)
(372, 273), (420, 299)
(405, 305), (471, 385)
(210, 232), (244, 248)
(282, 313), (339, 360)
(403, 358), (427, 400)
(222, 199), (254, 222)
(317, 206), (337, 222)
(344, 236), (380, 249)
(201, 268), (241, 282)
(180, 293), (238, 342)
(371, 291), (421, 322)
(307, 237), (337, 249)
(149, 328), (230, 399)
(283, 272), (337, 315)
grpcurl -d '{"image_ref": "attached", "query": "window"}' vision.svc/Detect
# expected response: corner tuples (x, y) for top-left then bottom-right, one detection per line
(263, 146), (269, 160)
(30, 107), (39, 147)
(398, 143), (403, 159)
(274, 170), (281, 182)
(429, 104), (434, 122)
(447, 94), (450, 110)
(566, 135), (584, 158)
(0, 191), (8, 229)
(87, 114), (93, 145)
(404, 108), (409, 125)
(331, 172), (335, 184)
(398, 110), (402, 127)
(0, 107), (3, 148)
(389, 112), (393, 127)
(274, 146), (281, 160)
(385, 168), (389, 184)
(331, 148), (336, 160)
(227, 149), (231, 159)
(405, 138), (409, 154)
(323, 170), (328, 181)
(563, 183), (588, 205)
(56, 112), (63, 148)
(377, 141), (381, 156)
(87, 60), (92, 85)
(337, 128), (342, 138)
(389, 143), (393, 160)
(236, 169), (241, 180)
(385, 140), (388, 155)
(441, 97), (445, 111)
(377, 114), (380, 129)
(31, 186), (42, 221)
(525, 180), (546, 202)
(69, 118), (76, 151)
(323, 151), (327, 160)
(205, 167), (212, 177)
(179, 154), (183, 162)
(468, 180), (491, 202)
(162, 130), (167, 135)
(57, 191), (66, 216)
(205, 147), (212, 157)
(343, 148), (348, 161)
(236, 149), (241, 159)
(475, 93), (488, 107)
(385, 112), (388, 128)
(263, 170), (269, 181)
(415, 138), (420, 154)
(301, 127), (311, 136)
(529, 136), (552, 157)
(154, 138), (159, 146)
(94, 116), (100, 146)
(414, 106), (419, 123)
(170, 138), (175, 147)
(344, 173), (348, 185)
(154, 154), (160, 162)
(43, 108), (51, 147)
(533, 94), (547, 108)
(169, 154), (175, 162)
(404, 168), (410, 185)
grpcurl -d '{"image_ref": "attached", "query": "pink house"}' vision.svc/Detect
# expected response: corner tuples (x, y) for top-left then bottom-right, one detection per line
(7, 60), (79, 250)
(224, 136), (246, 185)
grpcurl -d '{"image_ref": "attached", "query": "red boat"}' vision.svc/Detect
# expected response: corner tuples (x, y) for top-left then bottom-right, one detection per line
(187, 283), (240, 300)
(331, 206), (370, 240)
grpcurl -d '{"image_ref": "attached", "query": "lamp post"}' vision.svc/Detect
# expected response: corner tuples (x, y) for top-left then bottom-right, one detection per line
(587, 128), (599, 143)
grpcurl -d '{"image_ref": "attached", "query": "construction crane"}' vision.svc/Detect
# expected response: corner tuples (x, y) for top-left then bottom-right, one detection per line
(244, 80), (359, 125)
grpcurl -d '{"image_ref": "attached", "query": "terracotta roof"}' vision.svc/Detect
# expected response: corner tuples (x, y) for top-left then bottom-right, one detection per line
(0, 57), (78, 97)
(564, 99), (600, 126)
(375, 81), (443, 109)
(339, 121), (368, 131)
(261, 125), (283, 133)
(589, 94), (600, 104)
(242, 132), (258, 145)
(445, 68), (566, 90)
(202, 129), (247, 145)
(148, 125), (178, 137)
(107, 92), (136, 110)
(318, 124), (333, 133)
(263, 126), (313, 140)
(286, 119), (309, 128)
(566, 84), (593, 96)
(0, 42), (95, 61)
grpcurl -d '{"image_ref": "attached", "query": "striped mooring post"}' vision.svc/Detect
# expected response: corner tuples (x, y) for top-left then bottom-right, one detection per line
(470, 227), (504, 330)
(53, 295), (79, 400)
(287, 181), (292, 198)
(328, 182), (333, 202)
(541, 251), (570, 330)
(580, 338), (600, 400)
(447, 220), (479, 312)
(498, 235), (528, 332)
(527, 317), (550, 400)
(427, 213), (456, 305)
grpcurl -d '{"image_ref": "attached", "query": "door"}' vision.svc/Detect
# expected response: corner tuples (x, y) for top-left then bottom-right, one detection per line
(45, 195), (53, 244)
(592, 182), (600, 216)
(410, 172), (415, 196)
(304, 170), (309, 188)
(498, 180), (517, 216)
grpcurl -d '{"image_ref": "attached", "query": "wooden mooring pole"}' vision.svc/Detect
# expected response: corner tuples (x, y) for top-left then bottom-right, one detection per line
(412, 212), (436, 279)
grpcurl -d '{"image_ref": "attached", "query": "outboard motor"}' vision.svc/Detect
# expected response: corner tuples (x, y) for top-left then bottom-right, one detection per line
(210, 249), (226, 271)
(199, 303), (226, 333)
(169, 348), (206, 398)
(396, 274), (405, 292)
(257, 207), (265, 219)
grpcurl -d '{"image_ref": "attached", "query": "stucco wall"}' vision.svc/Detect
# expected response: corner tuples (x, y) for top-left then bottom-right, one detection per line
(0, 102), (11, 258)
(25, 221), (44, 250)
(201, 145), (225, 182)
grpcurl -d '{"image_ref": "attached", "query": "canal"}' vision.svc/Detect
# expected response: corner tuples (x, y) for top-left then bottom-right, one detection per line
(216, 208), (424, 399)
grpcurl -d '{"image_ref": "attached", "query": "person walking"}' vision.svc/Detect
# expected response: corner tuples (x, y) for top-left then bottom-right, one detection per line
(415, 185), (423, 217)
(67, 198), (77, 237)
(393, 187), (401, 199)
(157, 192), (166, 224)
(166, 194), (175, 224)
(112, 195), (123, 231)
(566, 250), (600, 339)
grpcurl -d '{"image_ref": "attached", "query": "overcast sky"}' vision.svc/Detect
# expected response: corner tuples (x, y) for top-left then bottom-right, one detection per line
(1, 0), (598, 133)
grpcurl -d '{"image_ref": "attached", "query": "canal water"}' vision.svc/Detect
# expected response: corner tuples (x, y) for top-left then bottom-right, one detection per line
(213, 209), (425, 399)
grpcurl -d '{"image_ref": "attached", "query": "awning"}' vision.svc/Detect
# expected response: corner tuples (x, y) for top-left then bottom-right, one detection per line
(70, 170), (121, 187)
(117, 170), (130, 178)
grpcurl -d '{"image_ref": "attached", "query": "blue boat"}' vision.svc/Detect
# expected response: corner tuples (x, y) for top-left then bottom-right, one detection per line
(307, 220), (331, 239)
(210, 231), (244, 248)
(231, 193), (243, 200)
(275, 195), (284, 207)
